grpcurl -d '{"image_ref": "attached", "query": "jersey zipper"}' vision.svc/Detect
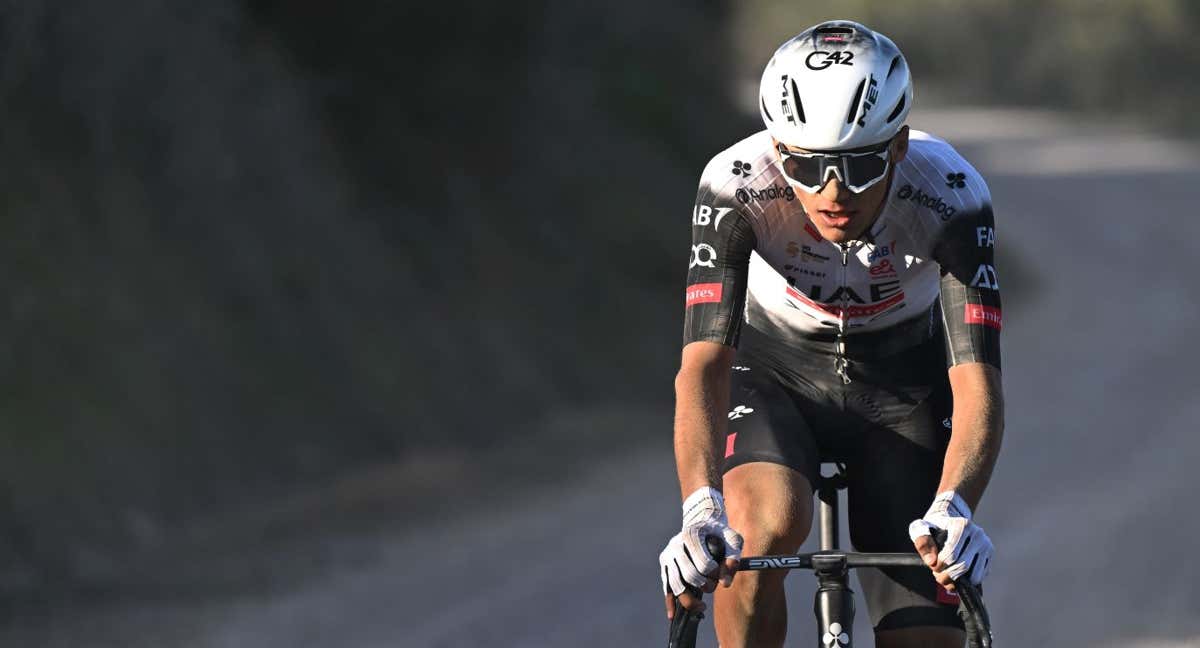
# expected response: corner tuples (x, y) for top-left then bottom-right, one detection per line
(835, 243), (852, 384)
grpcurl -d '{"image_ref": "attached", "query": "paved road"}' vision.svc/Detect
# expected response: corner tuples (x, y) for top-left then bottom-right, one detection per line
(6, 109), (1200, 647)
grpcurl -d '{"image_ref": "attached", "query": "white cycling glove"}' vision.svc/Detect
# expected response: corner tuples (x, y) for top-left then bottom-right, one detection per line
(908, 491), (994, 586)
(659, 487), (744, 596)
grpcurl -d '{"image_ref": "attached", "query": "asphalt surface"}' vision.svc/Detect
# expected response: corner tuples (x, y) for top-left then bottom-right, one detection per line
(6, 109), (1200, 647)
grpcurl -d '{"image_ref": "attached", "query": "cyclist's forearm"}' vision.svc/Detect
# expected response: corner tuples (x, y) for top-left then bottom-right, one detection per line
(673, 362), (731, 499)
(939, 362), (1004, 511)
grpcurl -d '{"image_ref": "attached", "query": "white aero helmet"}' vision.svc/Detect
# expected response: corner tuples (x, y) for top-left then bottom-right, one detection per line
(759, 21), (912, 151)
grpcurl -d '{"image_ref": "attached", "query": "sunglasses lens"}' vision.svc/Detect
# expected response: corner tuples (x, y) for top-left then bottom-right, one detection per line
(781, 155), (825, 191)
(844, 154), (889, 190)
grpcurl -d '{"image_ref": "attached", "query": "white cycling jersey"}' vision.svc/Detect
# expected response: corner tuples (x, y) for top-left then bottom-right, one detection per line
(683, 129), (1000, 369)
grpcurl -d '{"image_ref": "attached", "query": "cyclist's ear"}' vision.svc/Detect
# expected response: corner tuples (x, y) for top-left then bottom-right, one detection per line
(892, 125), (910, 164)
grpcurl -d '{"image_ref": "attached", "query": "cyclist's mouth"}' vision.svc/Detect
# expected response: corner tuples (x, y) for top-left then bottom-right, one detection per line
(819, 209), (855, 227)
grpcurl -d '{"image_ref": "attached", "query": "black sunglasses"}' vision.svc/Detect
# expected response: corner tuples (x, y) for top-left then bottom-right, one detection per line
(777, 140), (893, 194)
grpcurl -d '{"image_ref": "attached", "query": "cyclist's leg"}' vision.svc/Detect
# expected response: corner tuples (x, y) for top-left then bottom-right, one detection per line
(717, 462), (811, 648)
(844, 345), (965, 648)
(713, 362), (819, 648)
(849, 427), (966, 648)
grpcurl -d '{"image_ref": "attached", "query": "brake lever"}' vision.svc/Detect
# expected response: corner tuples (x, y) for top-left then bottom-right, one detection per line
(666, 536), (725, 648)
(931, 529), (993, 647)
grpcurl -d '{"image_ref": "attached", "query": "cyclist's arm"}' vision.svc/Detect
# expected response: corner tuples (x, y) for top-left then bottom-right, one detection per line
(933, 203), (1004, 511)
(942, 362), (1004, 510)
(675, 341), (735, 497)
(675, 179), (756, 498)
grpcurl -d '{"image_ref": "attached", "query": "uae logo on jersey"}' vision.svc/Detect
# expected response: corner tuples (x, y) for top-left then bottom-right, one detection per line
(785, 281), (906, 322)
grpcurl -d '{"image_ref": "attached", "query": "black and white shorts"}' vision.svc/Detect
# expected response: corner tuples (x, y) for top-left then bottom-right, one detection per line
(724, 324), (964, 631)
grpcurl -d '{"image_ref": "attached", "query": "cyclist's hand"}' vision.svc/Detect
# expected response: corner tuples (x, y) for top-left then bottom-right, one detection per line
(908, 490), (993, 589)
(659, 486), (743, 619)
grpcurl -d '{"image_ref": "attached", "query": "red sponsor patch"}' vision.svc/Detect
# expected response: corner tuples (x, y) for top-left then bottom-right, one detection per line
(725, 433), (737, 458)
(963, 304), (1002, 330)
(685, 283), (723, 307)
(936, 583), (961, 606)
(804, 222), (824, 242)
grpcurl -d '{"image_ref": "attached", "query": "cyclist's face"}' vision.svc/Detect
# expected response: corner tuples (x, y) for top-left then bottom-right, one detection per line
(783, 126), (909, 244)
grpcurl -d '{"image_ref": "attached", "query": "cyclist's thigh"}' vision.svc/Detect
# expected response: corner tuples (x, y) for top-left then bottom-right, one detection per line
(845, 351), (964, 632)
(722, 361), (817, 550)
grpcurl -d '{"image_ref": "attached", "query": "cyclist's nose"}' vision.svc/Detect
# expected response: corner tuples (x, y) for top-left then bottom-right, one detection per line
(820, 176), (850, 202)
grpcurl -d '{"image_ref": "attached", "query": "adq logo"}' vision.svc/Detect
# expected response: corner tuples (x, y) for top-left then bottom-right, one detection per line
(689, 244), (717, 269)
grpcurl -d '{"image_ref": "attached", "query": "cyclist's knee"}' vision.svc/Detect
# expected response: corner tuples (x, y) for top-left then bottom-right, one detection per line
(724, 461), (813, 552)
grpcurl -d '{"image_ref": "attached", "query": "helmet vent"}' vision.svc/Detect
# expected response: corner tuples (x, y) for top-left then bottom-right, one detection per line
(814, 25), (855, 44)
(846, 79), (866, 124)
(790, 79), (806, 123)
(761, 96), (774, 122)
(885, 94), (906, 123)
(886, 55), (901, 79)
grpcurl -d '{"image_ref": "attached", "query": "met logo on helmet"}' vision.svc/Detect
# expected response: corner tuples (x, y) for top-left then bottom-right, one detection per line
(805, 50), (854, 70)
(780, 75), (798, 124)
(856, 75), (879, 127)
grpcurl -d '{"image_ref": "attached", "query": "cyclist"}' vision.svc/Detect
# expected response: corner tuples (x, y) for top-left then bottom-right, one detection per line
(659, 20), (1002, 648)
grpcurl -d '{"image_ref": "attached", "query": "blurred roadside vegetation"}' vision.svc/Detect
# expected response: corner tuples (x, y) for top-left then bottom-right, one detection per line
(1, 0), (1195, 592)
(734, 0), (1200, 132)
(0, 1), (745, 589)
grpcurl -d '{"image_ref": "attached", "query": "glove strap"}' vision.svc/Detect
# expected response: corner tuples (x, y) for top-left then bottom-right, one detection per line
(932, 490), (973, 520)
(681, 486), (724, 524)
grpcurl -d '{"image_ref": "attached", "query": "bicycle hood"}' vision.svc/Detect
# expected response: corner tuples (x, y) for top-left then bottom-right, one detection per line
(759, 20), (913, 151)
